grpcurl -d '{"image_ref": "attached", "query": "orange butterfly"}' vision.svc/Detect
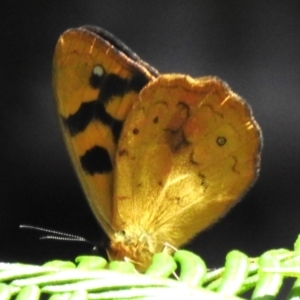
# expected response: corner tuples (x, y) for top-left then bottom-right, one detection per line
(53, 26), (262, 271)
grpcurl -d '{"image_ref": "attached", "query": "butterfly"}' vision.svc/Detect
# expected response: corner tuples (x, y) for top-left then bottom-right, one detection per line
(53, 26), (262, 271)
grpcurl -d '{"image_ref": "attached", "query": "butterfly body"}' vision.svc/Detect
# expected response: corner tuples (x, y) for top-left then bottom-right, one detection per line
(53, 26), (262, 271)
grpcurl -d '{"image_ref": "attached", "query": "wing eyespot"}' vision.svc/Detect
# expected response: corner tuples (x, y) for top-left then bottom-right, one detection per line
(153, 116), (159, 123)
(216, 136), (227, 146)
(133, 128), (139, 135)
(89, 65), (105, 88)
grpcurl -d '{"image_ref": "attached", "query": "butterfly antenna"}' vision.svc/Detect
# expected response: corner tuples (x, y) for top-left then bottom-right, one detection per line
(19, 224), (91, 244)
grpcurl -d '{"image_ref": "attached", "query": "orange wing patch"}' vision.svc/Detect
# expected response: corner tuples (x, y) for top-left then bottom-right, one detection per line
(53, 26), (262, 271)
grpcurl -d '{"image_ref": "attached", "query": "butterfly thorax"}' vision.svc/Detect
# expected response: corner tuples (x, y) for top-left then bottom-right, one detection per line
(107, 227), (167, 271)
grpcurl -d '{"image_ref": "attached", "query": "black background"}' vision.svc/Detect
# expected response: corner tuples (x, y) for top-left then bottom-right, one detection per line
(1, 0), (300, 282)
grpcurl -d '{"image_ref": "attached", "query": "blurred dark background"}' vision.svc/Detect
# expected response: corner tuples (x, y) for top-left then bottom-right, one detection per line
(1, 0), (300, 275)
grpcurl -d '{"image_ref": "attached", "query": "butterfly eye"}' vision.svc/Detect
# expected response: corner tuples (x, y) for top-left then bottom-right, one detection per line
(90, 65), (105, 88)
(216, 136), (227, 146)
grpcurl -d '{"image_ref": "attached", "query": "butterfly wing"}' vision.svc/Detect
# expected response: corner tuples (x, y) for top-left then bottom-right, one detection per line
(53, 26), (158, 236)
(113, 74), (261, 248)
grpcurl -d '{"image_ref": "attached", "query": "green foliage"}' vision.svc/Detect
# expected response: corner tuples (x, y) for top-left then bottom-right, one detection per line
(2, 236), (300, 299)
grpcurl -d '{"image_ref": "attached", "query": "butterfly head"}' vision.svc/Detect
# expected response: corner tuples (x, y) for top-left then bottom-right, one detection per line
(107, 227), (166, 271)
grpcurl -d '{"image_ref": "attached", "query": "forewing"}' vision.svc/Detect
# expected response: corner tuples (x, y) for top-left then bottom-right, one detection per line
(53, 26), (158, 235)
